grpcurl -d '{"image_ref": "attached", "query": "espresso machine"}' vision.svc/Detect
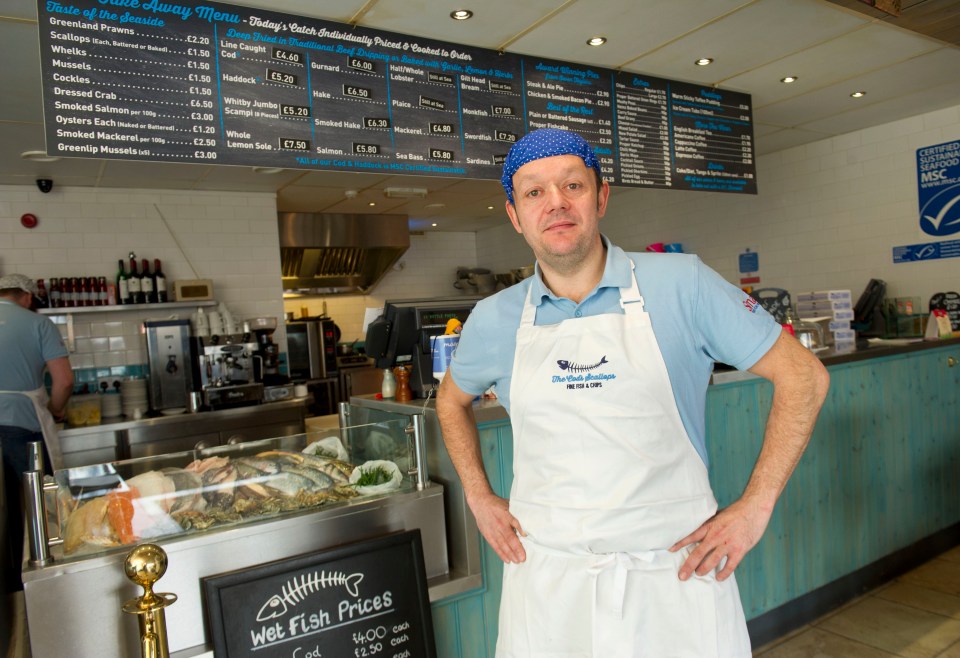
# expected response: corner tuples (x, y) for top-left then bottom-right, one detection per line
(193, 325), (263, 409)
(250, 317), (293, 394)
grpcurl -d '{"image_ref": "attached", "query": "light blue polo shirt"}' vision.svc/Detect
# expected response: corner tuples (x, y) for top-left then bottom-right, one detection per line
(0, 299), (69, 431)
(449, 237), (781, 464)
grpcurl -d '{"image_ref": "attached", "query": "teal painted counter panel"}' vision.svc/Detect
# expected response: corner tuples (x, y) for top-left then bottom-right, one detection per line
(431, 420), (511, 658)
(430, 343), (960, 653)
(706, 344), (960, 618)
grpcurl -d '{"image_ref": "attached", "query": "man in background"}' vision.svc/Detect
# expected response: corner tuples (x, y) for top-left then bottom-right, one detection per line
(0, 274), (73, 594)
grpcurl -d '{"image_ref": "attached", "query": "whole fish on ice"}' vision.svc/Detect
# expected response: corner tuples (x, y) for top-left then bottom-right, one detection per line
(256, 570), (364, 621)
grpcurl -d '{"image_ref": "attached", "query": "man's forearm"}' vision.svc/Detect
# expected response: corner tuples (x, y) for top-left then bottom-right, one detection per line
(744, 337), (830, 510)
(436, 380), (495, 504)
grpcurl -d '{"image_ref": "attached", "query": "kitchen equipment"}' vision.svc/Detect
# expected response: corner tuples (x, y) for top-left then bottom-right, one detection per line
(468, 272), (497, 294)
(144, 319), (195, 413)
(263, 383), (296, 402)
(249, 317), (282, 382)
(286, 318), (338, 380)
(278, 213), (410, 295)
(193, 330), (262, 410)
(511, 265), (535, 280)
(365, 297), (480, 398)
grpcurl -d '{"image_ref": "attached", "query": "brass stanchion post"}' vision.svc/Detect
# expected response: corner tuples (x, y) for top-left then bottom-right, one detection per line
(122, 544), (178, 658)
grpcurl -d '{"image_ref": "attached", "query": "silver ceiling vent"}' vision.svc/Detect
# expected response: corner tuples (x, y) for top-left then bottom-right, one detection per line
(278, 213), (410, 295)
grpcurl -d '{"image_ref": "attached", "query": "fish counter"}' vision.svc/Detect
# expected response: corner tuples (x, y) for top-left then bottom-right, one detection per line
(22, 404), (449, 658)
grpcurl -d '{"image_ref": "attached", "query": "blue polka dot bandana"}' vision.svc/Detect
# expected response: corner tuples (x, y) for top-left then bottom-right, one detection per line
(501, 128), (602, 203)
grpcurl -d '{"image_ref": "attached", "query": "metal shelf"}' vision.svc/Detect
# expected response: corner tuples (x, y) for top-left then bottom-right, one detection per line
(39, 300), (216, 315)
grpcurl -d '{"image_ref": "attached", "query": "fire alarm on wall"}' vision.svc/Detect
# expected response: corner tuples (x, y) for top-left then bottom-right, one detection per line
(20, 213), (38, 229)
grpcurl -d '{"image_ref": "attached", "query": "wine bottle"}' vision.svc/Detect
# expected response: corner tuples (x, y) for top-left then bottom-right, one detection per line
(127, 256), (143, 304)
(116, 259), (131, 305)
(154, 258), (168, 303)
(141, 258), (155, 303)
(97, 276), (108, 306)
(49, 278), (62, 308)
(59, 278), (71, 308)
(36, 279), (49, 309)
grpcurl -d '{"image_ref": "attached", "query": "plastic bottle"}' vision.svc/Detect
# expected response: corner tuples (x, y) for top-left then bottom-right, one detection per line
(194, 306), (209, 337)
(381, 368), (397, 399)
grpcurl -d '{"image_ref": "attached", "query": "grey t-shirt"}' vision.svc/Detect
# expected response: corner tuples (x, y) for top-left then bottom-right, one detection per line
(0, 299), (69, 431)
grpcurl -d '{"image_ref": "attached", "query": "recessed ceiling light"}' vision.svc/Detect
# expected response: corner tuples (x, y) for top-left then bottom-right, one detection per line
(251, 166), (284, 175)
(431, 222), (438, 227)
(487, 206), (494, 210)
(850, 91), (866, 98)
(369, 202), (377, 207)
(450, 9), (472, 20)
(695, 58), (713, 66)
(780, 76), (798, 84)
(20, 150), (60, 162)
(425, 203), (446, 209)
(586, 36), (607, 47)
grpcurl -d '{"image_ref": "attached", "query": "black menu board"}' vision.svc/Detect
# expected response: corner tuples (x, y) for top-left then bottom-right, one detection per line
(37, 0), (756, 194)
(203, 530), (435, 658)
(929, 291), (960, 332)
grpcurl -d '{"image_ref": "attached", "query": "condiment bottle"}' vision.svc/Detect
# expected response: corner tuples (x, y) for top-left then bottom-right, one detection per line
(381, 368), (397, 399)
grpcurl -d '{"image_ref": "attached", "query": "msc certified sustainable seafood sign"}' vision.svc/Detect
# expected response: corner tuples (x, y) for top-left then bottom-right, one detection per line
(204, 530), (436, 657)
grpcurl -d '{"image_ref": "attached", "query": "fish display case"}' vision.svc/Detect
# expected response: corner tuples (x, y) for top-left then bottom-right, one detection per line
(22, 405), (448, 658)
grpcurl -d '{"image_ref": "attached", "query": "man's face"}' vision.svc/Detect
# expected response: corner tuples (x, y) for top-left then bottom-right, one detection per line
(505, 155), (609, 271)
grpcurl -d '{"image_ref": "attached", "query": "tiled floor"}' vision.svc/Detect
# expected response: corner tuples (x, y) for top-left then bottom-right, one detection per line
(5, 545), (960, 657)
(754, 544), (960, 657)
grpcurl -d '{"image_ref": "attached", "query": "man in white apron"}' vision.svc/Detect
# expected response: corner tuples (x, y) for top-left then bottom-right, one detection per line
(0, 274), (73, 593)
(437, 129), (829, 657)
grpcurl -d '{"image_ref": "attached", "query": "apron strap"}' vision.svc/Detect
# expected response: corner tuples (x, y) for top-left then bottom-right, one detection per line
(587, 550), (658, 657)
(519, 257), (646, 327)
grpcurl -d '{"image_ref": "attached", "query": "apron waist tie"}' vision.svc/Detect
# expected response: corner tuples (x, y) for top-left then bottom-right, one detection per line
(587, 550), (658, 657)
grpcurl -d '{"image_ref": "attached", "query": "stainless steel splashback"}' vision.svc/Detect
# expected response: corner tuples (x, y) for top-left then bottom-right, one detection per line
(279, 212), (410, 295)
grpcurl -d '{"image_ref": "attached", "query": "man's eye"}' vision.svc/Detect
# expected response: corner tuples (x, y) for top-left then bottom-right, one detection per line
(567, 182), (582, 190)
(527, 190), (540, 198)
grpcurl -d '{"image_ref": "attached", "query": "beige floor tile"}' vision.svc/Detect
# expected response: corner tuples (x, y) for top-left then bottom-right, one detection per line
(753, 627), (898, 657)
(935, 638), (960, 657)
(938, 546), (960, 565)
(900, 559), (960, 597)
(876, 582), (960, 620)
(753, 625), (813, 654)
(816, 596), (960, 657)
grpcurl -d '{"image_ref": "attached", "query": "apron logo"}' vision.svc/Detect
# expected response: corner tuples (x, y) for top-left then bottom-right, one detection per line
(556, 356), (608, 373)
(552, 356), (616, 390)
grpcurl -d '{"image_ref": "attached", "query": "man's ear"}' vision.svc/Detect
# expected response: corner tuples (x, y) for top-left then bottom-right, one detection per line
(506, 199), (523, 234)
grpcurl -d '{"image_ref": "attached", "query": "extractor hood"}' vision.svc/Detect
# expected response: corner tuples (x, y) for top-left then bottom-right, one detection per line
(278, 213), (410, 296)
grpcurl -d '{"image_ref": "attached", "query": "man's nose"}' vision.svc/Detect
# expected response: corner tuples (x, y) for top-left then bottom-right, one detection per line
(543, 185), (569, 210)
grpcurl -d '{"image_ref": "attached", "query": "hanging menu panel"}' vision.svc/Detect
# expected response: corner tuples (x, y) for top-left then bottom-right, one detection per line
(37, 0), (757, 194)
(522, 58), (617, 183)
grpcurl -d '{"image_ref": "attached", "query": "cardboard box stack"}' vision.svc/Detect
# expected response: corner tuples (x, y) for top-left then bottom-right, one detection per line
(795, 290), (856, 351)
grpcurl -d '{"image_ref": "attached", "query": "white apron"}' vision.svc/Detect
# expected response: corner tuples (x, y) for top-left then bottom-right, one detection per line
(0, 386), (62, 471)
(497, 264), (751, 658)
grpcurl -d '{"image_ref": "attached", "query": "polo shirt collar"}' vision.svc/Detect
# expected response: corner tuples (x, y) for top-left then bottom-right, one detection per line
(529, 234), (633, 306)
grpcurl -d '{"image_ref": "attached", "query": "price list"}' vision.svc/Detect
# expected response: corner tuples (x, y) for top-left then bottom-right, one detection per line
(523, 58), (618, 183)
(37, 0), (757, 194)
(204, 531), (436, 658)
(613, 74), (672, 187)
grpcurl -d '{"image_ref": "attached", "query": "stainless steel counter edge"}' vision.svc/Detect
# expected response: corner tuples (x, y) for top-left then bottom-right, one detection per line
(58, 397), (310, 438)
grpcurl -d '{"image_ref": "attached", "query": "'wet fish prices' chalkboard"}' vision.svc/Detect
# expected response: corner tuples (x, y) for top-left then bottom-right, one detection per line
(37, 0), (757, 194)
(203, 530), (435, 658)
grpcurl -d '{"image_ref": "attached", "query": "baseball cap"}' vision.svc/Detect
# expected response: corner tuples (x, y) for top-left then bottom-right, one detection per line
(0, 273), (39, 296)
(501, 128), (603, 203)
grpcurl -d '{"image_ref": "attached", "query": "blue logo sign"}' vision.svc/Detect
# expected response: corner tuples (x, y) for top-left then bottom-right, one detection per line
(738, 251), (759, 273)
(893, 238), (960, 263)
(917, 140), (960, 237)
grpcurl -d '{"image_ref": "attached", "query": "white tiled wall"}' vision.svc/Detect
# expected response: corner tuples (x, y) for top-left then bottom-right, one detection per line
(477, 104), (960, 306)
(0, 186), (286, 369)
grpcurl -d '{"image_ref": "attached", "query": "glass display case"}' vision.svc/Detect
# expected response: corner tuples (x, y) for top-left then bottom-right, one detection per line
(49, 411), (424, 560)
(23, 405), (447, 658)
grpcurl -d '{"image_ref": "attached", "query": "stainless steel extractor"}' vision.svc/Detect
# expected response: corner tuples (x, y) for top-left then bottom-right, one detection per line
(278, 213), (410, 295)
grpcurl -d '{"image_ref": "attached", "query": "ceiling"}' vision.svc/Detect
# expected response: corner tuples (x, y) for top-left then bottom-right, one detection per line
(2, 0), (959, 232)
